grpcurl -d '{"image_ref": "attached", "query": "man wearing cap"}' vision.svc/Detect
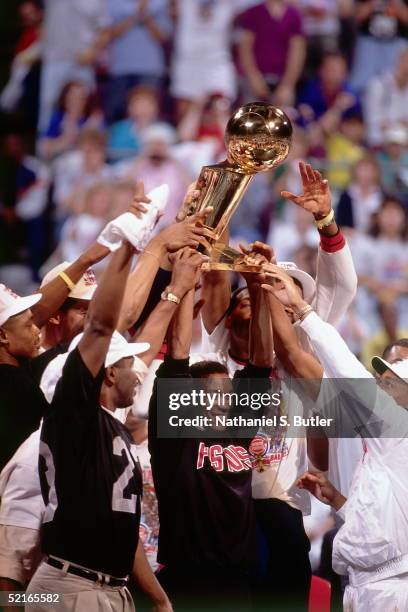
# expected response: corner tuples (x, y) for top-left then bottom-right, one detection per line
(24, 264), (99, 386)
(200, 161), (357, 366)
(0, 285), (46, 471)
(261, 282), (408, 611)
(25, 245), (204, 611)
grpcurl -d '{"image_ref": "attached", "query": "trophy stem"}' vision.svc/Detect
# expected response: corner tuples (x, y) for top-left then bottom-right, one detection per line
(195, 164), (254, 240)
(201, 242), (263, 273)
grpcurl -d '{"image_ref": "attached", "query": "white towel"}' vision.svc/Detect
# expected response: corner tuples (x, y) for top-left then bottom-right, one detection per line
(97, 184), (169, 253)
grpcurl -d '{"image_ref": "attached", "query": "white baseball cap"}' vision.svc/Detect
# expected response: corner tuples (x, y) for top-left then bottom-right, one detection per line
(277, 262), (316, 304)
(41, 331), (150, 403)
(142, 122), (177, 146)
(41, 263), (97, 301)
(0, 284), (42, 326)
(372, 356), (408, 380)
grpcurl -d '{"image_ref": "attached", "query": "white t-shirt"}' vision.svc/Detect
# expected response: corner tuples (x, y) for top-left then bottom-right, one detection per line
(43, 0), (109, 62)
(0, 430), (43, 531)
(173, 0), (236, 63)
(249, 379), (310, 514)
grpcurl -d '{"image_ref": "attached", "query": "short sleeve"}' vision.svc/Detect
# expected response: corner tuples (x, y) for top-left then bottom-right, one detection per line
(288, 6), (304, 36)
(51, 348), (104, 425)
(235, 7), (257, 32)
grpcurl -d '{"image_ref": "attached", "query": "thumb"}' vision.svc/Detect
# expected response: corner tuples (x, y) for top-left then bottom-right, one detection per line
(321, 179), (330, 194)
(134, 181), (151, 204)
(281, 191), (302, 206)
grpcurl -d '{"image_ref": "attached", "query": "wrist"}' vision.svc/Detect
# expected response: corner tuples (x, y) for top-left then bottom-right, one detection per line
(314, 209), (335, 229)
(333, 491), (346, 511)
(147, 235), (167, 257)
(293, 302), (313, 321)
(165, 284), (186, 301)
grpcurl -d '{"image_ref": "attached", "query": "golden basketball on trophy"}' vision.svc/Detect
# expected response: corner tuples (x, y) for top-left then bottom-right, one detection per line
(179, 102), (293, 272)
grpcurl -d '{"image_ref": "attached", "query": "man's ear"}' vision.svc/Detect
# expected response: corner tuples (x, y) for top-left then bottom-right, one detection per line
(104, 365), (116, 387)
(48, 313), (62, 326)
(0, 326), (9, 347)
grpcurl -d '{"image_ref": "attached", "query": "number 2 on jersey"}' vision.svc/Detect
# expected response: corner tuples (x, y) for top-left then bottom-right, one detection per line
(112, 436), (141, 513)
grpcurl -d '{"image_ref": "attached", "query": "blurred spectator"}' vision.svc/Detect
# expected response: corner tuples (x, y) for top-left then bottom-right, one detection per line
(0, 133), (48, 279)
(236, 0), (306, 106)
(177, 94), (231, 154)
(351, 196), (408, 343)
(293, 244), (318, 277)
(336, 155), (383, 230)
(326, 113), (365, 191)
(364, 48), (408, 146)
(104, 0), (172, 123)
(39, 81), (103, 160)
(110, 180), (137, 218)
(268, 128), (309, 221)
(0, 1), (43, 122)
(298, 53), (361, 132)
(376, 124), (408, 199)
(39, 0), (109, 133)
(171, 0), (237, 117)
(350, 0), (408, 93)
(300, 0), (352, 76)
(117, 123), (192, 229)
(107, 86), (160, 162)
(267, 206), (319, 260)
(59, 181), (114, 262)
(53, 130), (112, 230)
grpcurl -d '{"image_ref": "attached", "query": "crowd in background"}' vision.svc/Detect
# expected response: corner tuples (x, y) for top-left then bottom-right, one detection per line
(0, 0), (408, 362)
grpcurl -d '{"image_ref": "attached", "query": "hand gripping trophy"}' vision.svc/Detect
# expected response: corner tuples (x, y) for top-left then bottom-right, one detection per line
(179, 102), (293, 272)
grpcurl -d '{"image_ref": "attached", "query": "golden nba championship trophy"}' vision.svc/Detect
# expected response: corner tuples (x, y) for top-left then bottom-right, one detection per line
(181, 102), (292, 271)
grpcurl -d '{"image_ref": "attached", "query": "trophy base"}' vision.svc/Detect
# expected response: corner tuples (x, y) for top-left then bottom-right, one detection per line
(201, 243), (263, 273)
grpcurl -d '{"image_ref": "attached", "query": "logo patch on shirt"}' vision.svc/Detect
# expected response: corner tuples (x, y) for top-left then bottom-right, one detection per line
(196, 442), (252, 472)
(248, 432), (289, 471)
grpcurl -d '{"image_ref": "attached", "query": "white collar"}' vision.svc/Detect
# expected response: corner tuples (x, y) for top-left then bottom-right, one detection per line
(100, 405), (129, 424)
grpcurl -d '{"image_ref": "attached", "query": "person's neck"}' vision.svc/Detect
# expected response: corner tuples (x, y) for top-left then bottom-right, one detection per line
(381, 230), (399, 241)
(266, 0), (284, 16)
(0, 349), (20, 367)
(229, 332), (249, 363)
(100, 387), (116, 411)
(357, 183), (375, 197)
(131, 420), (148, 445)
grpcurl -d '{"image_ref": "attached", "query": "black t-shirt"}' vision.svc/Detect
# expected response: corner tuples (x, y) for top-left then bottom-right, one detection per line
(357, 0), (408, 39)
(0, 363), (46, 470)
(148, 356), (260, 574)
(39, 348), (142, 577)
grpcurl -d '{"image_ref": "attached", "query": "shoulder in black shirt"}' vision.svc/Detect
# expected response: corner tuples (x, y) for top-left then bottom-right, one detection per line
(0, 363), (46, 470)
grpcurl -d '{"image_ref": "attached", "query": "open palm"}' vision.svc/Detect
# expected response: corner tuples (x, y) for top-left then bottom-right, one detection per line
(281, 161), (332, 218)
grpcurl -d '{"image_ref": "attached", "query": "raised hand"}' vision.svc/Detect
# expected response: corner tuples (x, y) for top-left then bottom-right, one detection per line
(238, 241), (275, 286)
(281, 161), (332, 219)
(168, 247), (207, 297)
(239, 241), (276, 264)
(159, 207), (216, 253)
(261, 263), (306, 310)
